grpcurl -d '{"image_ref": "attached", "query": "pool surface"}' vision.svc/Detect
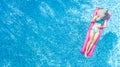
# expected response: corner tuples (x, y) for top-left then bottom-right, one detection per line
(0, 0), (120, 67)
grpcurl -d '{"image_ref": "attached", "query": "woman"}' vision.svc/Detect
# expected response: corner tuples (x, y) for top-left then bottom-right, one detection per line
(84, 8), (109, 57)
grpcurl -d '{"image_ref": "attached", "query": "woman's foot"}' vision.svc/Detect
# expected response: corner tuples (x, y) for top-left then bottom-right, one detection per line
(84, 51), (88, 57)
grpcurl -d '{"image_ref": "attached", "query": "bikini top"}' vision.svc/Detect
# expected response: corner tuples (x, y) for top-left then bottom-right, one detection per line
(95, 19), (104, 25)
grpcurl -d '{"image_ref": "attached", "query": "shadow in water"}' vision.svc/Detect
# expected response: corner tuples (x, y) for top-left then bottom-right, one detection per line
(93, 32), (118, 66)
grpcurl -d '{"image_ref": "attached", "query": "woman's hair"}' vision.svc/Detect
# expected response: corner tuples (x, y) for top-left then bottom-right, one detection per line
(98, 8), (109, 20)
(102, 10), (110, 20)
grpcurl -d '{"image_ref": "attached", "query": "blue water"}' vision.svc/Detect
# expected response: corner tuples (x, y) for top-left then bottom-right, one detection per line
(0, 0), (120, 67)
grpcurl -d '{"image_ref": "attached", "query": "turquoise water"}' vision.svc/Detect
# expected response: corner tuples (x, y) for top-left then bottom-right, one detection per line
(0, 0), (120, 67)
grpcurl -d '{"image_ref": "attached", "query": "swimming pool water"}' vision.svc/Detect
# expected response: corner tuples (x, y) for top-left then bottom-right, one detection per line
(0, 0), (120, 67)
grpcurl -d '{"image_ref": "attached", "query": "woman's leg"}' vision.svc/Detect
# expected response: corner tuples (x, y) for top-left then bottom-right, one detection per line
(87, 32), (100, 54)
(85, 30), (95, 57)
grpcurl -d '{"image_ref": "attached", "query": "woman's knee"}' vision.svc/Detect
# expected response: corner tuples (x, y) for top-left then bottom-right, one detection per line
(89, 39), (93, 44)
(91, 39), (96, 45)
(91, 33), (99, 44)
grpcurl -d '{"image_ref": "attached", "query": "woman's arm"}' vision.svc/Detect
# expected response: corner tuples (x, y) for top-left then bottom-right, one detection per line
(100, 20), (107, 29)
(90, 16), (98, 22)
(103, 20), (107, 28)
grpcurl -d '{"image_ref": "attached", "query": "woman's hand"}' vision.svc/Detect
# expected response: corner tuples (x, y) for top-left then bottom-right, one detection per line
(98, 26), (106, 29)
